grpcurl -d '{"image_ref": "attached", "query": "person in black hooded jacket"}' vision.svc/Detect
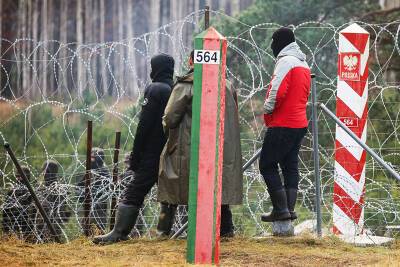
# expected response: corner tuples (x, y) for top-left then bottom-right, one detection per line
(93, 53), (175, 244)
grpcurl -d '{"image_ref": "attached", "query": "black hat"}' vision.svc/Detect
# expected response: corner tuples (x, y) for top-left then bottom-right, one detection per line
(271, 27), (295, 57)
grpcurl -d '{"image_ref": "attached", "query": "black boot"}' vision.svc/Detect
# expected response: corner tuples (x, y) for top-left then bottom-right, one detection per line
(92, 203), (139, 245)
(157, 203), (177, 238)
(286, 188), (298, 220)
(220, 205), (234, 238)
(261, 189), (291, 222)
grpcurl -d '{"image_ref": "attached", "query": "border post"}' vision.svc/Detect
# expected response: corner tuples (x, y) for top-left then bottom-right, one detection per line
(110, 131), (121, 230)
(186, 27), (227, 264)
(333, 23), (369, 236)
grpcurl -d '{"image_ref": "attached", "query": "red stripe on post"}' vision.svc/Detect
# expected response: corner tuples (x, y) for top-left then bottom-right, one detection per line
(213, 39), (227, 265)
(194, 30), (223, 264)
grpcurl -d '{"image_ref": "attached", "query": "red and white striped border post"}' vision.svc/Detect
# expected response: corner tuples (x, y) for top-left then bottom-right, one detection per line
(333, 23), (370, 236)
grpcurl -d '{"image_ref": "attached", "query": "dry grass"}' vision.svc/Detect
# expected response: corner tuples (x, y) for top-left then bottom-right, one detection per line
(1, 234), (399, 266)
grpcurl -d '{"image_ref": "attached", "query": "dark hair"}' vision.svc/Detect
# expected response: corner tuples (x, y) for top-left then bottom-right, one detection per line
(190, 50), (194, 61)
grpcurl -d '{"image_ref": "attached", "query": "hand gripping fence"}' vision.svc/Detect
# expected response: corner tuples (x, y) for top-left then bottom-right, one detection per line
(4, 143), (62, 243)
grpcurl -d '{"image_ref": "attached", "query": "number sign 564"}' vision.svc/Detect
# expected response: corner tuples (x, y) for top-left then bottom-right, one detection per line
(194, 50), (220, 64)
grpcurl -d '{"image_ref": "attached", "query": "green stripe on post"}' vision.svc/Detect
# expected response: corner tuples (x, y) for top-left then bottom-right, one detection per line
(187, 34), (204, 263)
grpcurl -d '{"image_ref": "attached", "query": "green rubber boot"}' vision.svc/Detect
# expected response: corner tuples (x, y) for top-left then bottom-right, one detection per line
(93, 203), (139, 245)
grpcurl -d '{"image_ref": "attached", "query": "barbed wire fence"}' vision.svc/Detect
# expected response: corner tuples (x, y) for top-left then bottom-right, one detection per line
(0, 10), (399, 243)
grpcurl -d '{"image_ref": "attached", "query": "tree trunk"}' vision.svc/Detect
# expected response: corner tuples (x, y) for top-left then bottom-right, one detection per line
(58, 0), (68, 99)
(118, 0), (124, 97)
(194, 0), (200, 18)
(76, 0), (84, 97)
(84, 0), (93, 96)
(99, 0), (108, 96)
(169, 0), (178, 68)
(126, 1), (137, 97)
(0, 0), (2, 95)
(47, 0), (54, 94)
(21, 0), (29, 98)
(41, 0), (48, 97)
(26, 0), (32, 98)
(231, 0), (240, 15)
(89, 0), (99, 96)
(31, 0), (39, 99)
(16, 0), (25, 97)
(149, 0), (160, 55)
(111, 0), (116, 96)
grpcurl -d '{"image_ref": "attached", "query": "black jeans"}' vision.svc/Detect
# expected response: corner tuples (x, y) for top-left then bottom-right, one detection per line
(120, 154), (160, 206)
(259, 127), (307, 192)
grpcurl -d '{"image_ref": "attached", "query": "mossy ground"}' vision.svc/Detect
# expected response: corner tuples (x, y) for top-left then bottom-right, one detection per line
(1, 234), (399, 266)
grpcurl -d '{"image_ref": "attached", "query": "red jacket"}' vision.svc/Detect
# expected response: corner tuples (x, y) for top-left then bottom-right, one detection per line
(264, 42), (311, 128)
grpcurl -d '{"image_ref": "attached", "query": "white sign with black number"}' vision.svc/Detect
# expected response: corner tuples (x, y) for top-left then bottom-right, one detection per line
(194, 50), (220, 64)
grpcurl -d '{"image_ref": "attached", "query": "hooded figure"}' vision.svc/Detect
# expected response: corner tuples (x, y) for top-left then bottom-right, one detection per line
(270, 27), (295, 58)
(35, 160), (70, 242)
(2, 166), (35, 241)
(259, 28), (311, 234)
(43, 160), (59, 186)
(93, 53), (175, 244)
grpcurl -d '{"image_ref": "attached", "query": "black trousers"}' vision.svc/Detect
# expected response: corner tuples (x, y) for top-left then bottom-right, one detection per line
(120, 154), (160, 207)
(220, 204), (233, 235)
(259, 127), (307, 192)
(170, 204), (233, 235)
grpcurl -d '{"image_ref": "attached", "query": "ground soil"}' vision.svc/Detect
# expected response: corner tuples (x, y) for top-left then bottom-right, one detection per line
(1, 234), (399, 266)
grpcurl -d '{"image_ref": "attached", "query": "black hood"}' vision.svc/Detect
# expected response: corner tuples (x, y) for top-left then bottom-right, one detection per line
(42, 160), (59, 186)
(271, 27), (295, 58)
(150, 53), (174, 87)
(91, 147), (105, 169)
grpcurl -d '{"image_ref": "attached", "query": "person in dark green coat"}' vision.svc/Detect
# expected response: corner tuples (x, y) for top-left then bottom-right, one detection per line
(157, 51), (243, 237)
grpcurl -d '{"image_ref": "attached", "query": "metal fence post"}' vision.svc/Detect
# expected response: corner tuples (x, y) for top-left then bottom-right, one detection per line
(311, 74), (322, 237)
(84, 120), (92, 236)
(204, 5), (209, 29)
(109, 131), (121, 230)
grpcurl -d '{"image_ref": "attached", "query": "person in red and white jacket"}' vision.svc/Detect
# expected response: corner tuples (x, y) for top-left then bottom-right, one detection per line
(259, 28), (311, 225)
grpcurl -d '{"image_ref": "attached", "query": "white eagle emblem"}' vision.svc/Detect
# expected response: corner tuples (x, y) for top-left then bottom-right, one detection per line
(343, 55), (358, 71)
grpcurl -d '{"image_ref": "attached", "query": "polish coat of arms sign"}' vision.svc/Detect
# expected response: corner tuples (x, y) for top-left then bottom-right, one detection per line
(339, 52), (361, 81)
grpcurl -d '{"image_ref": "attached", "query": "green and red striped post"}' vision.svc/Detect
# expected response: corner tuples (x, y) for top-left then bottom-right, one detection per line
(187, 27), (227, 265)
